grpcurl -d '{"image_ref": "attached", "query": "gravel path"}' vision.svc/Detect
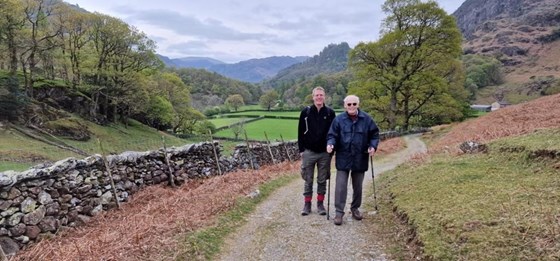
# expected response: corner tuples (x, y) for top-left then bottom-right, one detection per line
(217, 134), (427, 261)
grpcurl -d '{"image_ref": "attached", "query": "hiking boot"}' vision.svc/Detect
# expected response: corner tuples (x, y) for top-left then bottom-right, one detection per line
(334, 214), (343, 225)
(351, 209), (363, 220)
(301, 202), (311, 216)
(317, 201), (326, 215)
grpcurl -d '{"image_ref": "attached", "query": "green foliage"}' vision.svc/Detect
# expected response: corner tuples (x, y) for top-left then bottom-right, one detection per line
(262, 43), (353, 109)
(32, 78), (66, 89)
(349, 0), (466, 130)
(0, 2), (177, 128)
(259, 90), (279, 111)
(146, 96), (174, 130)
(462, 54), (504, 99)
(197, 120), (216, 135)
(0, 74), (26, 121)
(203, 106), (231, 117)
(263, 43), (351, 89)
(542, 80), (560, 95)
(177, 108), (208, 135)
(225, 94), (245, 111)
(171, 67), (262, 111)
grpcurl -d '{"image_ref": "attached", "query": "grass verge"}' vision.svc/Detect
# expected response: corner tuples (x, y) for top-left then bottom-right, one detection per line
(375, 128), (560, 260)
(176, 174), (297, 260)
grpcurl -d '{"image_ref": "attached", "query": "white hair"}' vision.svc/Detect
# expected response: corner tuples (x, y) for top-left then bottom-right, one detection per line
(343, 95), (360, 103)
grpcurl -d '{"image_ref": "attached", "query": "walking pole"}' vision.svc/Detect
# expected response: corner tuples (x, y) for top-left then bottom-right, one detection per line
(326, 177), (330, 220)
(370, 156), (378, 211)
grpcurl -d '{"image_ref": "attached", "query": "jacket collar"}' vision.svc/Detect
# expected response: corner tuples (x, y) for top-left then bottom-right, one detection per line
(342, 109), (363, 119)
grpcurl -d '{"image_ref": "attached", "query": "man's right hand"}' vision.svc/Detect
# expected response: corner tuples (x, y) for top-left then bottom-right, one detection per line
(326, 144), (334, 153)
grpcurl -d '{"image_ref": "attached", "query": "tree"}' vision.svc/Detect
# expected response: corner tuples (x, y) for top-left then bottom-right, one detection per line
(225, 94), (245, 111)
(349, 0), (466, 130)
(0, 0), (26, 120)
(0, 0), (24, 75)
(146, 95), (174, 130)
(230, 120), (245, 140)
(178, 108), (206, 134)
(462, 54), (504, 100)
(19, 0), (61, 97)
(259, 90), (279, 111)
(53, 5), (94, 87)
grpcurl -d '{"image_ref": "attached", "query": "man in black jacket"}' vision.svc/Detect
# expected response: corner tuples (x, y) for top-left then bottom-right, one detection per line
(298, 86), (336, 216)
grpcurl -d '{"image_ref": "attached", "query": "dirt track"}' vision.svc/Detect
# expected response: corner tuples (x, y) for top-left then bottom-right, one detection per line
(217, 134), (427, 261)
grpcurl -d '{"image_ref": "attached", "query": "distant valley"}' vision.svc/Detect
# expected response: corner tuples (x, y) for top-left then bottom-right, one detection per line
(158, 55), (309, 83)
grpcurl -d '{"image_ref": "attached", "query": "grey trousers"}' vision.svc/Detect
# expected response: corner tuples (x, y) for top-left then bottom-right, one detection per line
(334, 170), (365, 216)
(301, 150), (331, 197)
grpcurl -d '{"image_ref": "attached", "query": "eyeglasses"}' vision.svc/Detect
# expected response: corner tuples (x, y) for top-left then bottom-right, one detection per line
(346, 103), (358, 107)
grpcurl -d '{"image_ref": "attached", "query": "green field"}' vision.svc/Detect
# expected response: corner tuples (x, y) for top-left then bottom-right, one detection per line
(213, 118), (298, 141)
(208, 118), (248, 128)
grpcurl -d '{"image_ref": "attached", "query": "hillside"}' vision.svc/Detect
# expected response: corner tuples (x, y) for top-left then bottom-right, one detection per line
(431, 92), (560, 152)
(261, 42), (351, 89)
(160, 55), (309, 83)
(0, 118), (193, 172)
(168, 67), (262, 111)
(454, 0), (560, 84)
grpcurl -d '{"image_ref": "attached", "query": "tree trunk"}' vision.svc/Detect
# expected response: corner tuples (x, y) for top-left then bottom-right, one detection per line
(388, 89), (398, 130)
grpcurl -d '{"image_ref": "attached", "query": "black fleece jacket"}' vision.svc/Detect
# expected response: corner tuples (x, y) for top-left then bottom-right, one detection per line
(297, 104), (336, 153)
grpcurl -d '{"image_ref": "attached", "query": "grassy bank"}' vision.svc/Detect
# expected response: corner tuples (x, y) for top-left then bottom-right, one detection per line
(376, 128), (560, 260)
(0, 119), (214, 172)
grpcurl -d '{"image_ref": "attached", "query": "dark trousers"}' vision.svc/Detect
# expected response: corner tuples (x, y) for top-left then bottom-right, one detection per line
(334, 170), (364, 216)
(301, 150), (331, 197)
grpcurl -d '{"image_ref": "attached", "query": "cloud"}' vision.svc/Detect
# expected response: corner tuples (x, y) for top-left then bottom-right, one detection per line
(113, 6), (273, 41)
(67, 0), (463, 63)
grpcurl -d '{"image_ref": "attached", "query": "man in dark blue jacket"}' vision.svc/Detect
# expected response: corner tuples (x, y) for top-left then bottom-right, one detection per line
(327, 95), (379, 225)
(298, 87), (336, 216)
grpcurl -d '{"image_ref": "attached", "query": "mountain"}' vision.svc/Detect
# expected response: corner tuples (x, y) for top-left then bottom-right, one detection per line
(174, 57), (226, 68)
(209, 56), (309, 83)
(262, 42), (351, 89)
(453, 0), (560, 83)
(159, 55), (308, 83)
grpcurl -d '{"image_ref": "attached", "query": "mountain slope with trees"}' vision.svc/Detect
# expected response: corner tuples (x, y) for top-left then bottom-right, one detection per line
(0, 0), (219, 138)
(262, 42), (351, 89)
(168, 67), (262, 113)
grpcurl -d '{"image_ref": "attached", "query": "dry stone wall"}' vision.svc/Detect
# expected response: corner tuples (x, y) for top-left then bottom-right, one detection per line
(0, 140), (299, 256)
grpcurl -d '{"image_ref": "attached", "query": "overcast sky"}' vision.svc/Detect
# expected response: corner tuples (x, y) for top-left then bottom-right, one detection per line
(66, 0), (464, 63)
